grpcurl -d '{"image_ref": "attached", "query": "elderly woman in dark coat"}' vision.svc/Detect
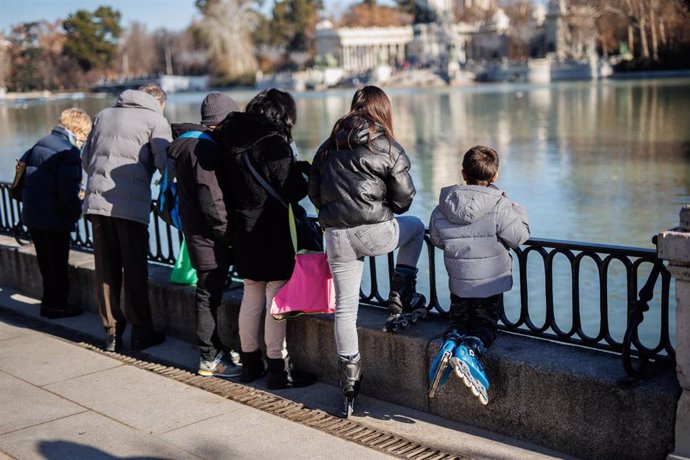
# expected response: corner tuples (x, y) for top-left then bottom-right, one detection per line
(217, 88), (315, 389)
(21, 108), (92, 319)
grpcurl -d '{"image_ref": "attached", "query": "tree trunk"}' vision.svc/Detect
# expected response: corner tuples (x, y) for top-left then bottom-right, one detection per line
(628, 25), (635, 55)
(650, 0), (659, 60)
(639, 1), (650, 59)
(624, 0), (635, 56)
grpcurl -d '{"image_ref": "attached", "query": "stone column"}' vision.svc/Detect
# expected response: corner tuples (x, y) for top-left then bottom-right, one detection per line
(658, 205), (690, 460)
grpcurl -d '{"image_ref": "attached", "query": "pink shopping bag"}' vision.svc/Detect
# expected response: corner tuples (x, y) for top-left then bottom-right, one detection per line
(270, 252), (336, 320)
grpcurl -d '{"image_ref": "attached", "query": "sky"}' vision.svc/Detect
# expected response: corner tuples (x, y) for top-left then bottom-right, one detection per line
(1, 0), (364, 34)
(1, 0), (206, 34)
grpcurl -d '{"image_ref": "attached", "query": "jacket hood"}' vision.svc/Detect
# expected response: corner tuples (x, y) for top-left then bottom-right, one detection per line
(217, 111), (288, 152)
(116, 89), (163, 114)
(50, 125), (73, 144)
(438, 184), (504, 225)
(333, 116), (385, 150)
(168, 123), (214, 160)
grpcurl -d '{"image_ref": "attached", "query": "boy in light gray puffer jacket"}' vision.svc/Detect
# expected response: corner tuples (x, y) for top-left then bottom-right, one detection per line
(428, 145), (529, 405)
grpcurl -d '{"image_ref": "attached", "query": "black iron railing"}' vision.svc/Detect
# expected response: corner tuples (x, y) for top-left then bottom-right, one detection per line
(0, 182), (675, 375)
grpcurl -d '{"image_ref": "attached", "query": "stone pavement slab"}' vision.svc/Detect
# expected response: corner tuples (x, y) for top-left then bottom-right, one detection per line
(0, 319), (32, 341)
(0, 372), (85, 436)
(44, 365), (245, 435)
(0, 333), (122, 387)
(0, 412), (196, 460)
(158, 411), (393, 460)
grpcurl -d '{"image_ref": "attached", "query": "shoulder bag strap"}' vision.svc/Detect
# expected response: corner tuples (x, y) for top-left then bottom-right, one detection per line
(242, 150), (301, 252)
(241, 150), (288, 209)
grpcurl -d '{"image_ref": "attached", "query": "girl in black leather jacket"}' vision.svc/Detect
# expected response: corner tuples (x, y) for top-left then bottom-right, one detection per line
(309, 86), (426, 415)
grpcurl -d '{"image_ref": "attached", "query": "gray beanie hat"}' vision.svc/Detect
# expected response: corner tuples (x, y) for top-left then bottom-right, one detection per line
(201, 92), (239, 126)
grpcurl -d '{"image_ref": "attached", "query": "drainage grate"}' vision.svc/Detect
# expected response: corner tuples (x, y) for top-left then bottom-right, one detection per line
(0, 307), (465, 460)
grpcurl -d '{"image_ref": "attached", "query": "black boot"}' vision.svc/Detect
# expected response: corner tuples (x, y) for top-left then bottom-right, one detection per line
(387, 266), (425, 312)
(266, 356), (317, 390)
(383, 266), (426, 332)
(339, 354), (362, 417)
(239, 350), (265, 383)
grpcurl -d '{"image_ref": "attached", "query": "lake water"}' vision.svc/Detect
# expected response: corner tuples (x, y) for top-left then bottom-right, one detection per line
(2, 78), (688, 350)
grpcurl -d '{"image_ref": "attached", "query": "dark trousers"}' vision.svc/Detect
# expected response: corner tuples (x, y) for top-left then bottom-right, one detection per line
(196, 265), (230, 361)
(446, 293), (503, 348)
(29, 228), (70, 310)
(91, 215), (154, 336)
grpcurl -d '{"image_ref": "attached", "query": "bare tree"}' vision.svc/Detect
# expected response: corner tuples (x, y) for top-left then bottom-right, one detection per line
(197, 0), (258, 82)
(119, 22), (157, 76)
(502, 0), (535, 60)
(0, 35), (11, 89)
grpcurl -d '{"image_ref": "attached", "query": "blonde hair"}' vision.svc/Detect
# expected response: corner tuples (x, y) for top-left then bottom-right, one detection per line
(59, 108), (92, 143)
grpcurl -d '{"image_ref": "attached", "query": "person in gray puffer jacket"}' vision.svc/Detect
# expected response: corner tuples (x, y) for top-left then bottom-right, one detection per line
(82, 84), (172, 353)
(428, 145), (529, 404)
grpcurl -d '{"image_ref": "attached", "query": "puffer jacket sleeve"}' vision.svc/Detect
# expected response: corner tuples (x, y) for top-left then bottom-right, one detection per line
(308, 145), (326, 210)
(195, 145), (230, 244)
(428, 206), (445, 249)
(385, 145), (416, 214)
(56, 148), (83, 221)
(150, 117), (173, 173)
(81, 117), (97, 170)
(496, 199), (530, 249)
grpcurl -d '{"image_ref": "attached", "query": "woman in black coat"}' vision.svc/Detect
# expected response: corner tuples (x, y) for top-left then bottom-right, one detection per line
(217, 89), (315, 389)
(21, 108), (92, 319)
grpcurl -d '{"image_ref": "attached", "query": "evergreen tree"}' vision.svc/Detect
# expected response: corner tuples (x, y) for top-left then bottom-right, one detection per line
(62, 6), (121, 72)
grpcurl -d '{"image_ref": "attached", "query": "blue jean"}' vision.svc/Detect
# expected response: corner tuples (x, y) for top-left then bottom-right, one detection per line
(325, 216), (425, 357)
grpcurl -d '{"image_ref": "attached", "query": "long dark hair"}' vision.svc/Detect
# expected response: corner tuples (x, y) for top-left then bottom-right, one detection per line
(321, 85), (395, 155)
(246, 88), (296, 142)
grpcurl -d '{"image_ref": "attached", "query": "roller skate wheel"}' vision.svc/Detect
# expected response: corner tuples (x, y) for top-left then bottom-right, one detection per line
(399, 318), (409, 328)
(470, 384), (480, 397)
(478, 392), (489, 405)
(344, 398), (354, 418)
(409, 315), (418, 324)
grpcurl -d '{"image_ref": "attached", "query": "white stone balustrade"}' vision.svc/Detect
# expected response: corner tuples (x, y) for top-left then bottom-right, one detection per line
(658, 205), (690, 460)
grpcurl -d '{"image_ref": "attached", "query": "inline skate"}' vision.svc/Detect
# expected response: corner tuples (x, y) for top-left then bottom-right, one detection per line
(428, 330), (464, 398)
(339, 355), (362, 418)
(450, 336), (490, 405)
(383, 268), (427, 333)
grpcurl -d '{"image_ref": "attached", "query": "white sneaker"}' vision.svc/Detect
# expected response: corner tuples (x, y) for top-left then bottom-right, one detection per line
(198, 351), (242, 378)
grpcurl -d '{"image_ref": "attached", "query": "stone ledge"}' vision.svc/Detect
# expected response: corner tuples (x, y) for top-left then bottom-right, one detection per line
(0, 235), (680, 460)
(658, 231), (690, 266)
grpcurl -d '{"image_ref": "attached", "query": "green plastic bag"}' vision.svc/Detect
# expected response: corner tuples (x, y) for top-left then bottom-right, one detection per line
(170, 239), (198, 285)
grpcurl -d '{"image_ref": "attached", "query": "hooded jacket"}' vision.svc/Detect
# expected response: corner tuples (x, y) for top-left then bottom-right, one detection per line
(21, 126), (82, 232)
(429, 184), (530, 298)
(308, 116), (416, 229)
(216, 112), (309, 281)
(167, 123), (232, 271)
(82, 90), (172, 225)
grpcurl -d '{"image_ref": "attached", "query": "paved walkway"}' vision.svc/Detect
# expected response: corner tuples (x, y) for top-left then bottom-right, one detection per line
(0, 286), (571, 460)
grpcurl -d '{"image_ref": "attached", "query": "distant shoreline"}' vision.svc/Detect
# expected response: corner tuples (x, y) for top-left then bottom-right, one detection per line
(2, 68), (690, 99)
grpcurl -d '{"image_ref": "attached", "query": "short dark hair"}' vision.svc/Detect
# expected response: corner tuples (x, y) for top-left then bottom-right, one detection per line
(246, 88), (296, 138)
(462, 145), (499, 185)
(138, 84), (167, 106)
